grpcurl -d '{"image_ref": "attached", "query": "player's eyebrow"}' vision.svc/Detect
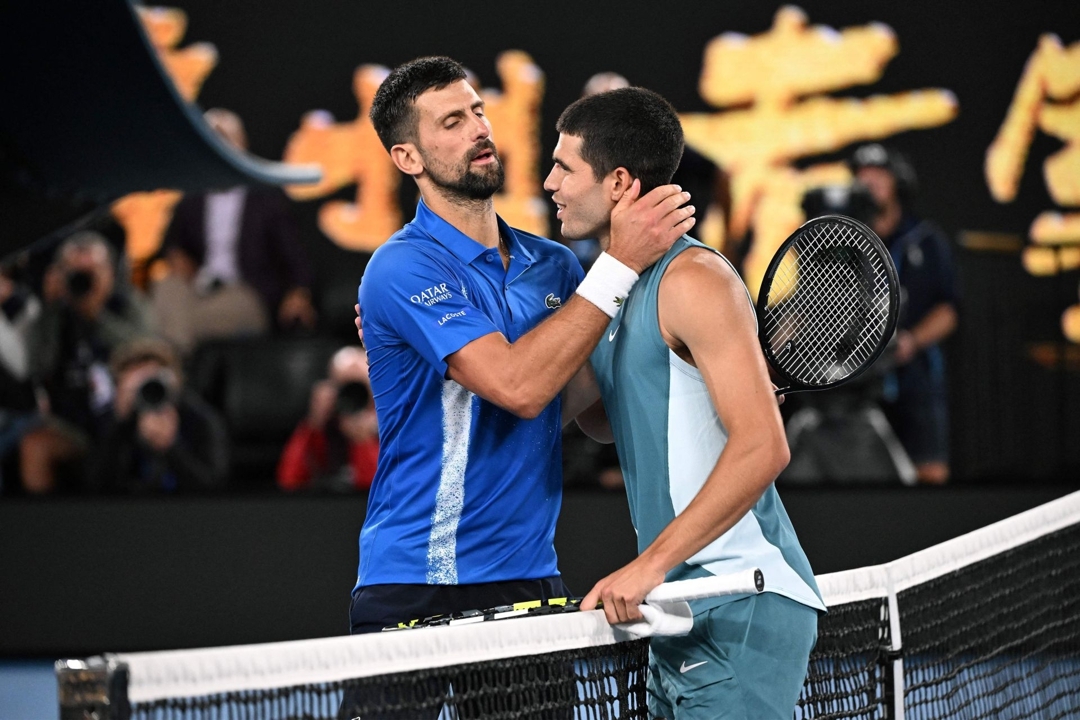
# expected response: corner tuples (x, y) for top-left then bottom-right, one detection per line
(436, 100), (486, 125)
(436, 108), (466, 124)
(551, 153), (571, 171)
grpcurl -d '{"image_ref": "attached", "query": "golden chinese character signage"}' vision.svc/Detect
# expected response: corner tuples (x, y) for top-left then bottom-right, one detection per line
(680, 6), (958, 296)
(985, 34), (1080, 341)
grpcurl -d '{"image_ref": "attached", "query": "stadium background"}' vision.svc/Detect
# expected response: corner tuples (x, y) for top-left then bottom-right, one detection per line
(155, 0), (1080, 480)
(1, 0), (1079, 715)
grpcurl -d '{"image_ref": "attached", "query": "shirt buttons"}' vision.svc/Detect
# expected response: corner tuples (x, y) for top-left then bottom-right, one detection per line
(485, 253), (495, 263)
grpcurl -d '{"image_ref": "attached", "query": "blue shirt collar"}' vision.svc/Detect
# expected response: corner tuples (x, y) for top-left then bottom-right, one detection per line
(412, 197), (535, 266)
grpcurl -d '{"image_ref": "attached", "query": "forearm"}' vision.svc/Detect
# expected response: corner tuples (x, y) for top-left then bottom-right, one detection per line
(561, 364), (602, 427)
(909, 303), (957, 349)
(448, 294), (610, 418)
(574, 398), (613, 443)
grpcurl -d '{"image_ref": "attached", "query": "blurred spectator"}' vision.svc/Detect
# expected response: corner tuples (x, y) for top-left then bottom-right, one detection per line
(0, 270), (41, 491)
(153, 108), (316, 355)
(277, 346), (378, 492)
(88, 338), (228, 493)
(850, 144), (959, 484)
(20, 231), (155, 493)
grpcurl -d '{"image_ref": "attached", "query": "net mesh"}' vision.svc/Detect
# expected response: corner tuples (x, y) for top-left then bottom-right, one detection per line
(761, 218), (894, 388)
(127, 642), (649, 720)
(57, 492), (1080, 720)
(796, 598), (890, 719)
(900, 523), (1080, 719)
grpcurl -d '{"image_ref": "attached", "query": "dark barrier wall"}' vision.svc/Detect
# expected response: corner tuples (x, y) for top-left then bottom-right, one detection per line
(0, 488), (1072, 657)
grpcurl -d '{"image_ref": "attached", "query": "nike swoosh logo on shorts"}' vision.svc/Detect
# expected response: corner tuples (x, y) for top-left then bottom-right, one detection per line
(680, 660), (708, 673)
(609, 326), (619, 342)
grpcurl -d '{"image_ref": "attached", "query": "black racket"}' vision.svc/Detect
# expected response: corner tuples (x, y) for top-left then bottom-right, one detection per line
(757, 214), (899, 395)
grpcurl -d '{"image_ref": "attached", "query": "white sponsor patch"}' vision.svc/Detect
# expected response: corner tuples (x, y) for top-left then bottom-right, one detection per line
(410, 283), (453, 306)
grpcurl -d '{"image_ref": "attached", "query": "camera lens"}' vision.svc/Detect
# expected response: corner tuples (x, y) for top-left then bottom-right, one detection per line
(135, 376), (171, 412)
(335, 381), (371, 415)
(66, 270), (94, 299)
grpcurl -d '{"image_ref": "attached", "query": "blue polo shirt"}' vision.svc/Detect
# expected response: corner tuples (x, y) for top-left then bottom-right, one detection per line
(356, 199), (584, 589)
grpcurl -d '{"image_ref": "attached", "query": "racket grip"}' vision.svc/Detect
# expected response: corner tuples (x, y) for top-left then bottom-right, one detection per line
(645, 569), (764, 603)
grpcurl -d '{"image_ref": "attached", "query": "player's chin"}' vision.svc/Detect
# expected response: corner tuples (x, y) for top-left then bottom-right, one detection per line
(560, 221), (587, 242)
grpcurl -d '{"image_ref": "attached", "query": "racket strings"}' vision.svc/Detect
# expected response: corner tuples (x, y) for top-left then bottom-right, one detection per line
(762, 221), (893, 386)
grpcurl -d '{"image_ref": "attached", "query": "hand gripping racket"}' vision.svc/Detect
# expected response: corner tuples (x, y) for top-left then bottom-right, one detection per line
(757, 214), (899, 395)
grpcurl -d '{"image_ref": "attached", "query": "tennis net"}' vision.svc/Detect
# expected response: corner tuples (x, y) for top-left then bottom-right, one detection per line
(59, 491), (1080, 719)
(797, 489), (1080, 719)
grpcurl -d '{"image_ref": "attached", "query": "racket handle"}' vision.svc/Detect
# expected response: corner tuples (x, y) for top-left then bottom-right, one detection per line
(645, 569), (764, 603)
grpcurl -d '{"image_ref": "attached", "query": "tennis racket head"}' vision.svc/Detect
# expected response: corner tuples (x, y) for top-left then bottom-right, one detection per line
(757, 214), (899, 394)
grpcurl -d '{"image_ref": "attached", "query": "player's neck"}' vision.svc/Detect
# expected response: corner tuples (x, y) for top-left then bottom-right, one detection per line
(423, 188), (500, 249)
(597, 229), (612, 253)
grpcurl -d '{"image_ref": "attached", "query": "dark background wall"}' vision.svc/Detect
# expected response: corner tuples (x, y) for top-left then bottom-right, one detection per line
(1, 487), (1073, 657)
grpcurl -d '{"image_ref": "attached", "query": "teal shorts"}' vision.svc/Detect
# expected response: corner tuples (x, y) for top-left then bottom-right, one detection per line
(646, 592), (818, 720)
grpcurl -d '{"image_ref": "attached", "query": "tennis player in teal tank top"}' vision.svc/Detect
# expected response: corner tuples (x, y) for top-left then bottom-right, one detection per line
(546, 88), (825, 719)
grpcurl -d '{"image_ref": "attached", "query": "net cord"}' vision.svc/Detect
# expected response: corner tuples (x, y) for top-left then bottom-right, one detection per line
(816, 489), (1080, 607)
(110, 571), (761, 705)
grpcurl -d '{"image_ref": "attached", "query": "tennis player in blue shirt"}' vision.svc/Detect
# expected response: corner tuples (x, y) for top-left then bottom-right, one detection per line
(548, 88), (824, 719)
(351, 56), (695, 636)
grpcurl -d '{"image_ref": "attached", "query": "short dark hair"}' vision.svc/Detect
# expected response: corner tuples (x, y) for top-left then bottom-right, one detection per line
(109, 337), (183, 383)
(369, 56), (468, 151)
(556, 87), (684, 193)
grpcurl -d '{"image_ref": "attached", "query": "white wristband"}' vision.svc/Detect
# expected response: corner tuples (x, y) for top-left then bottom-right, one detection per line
(575, 252), (640, 318)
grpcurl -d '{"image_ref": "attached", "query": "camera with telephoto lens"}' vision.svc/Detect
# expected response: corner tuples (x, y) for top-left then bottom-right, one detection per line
(65, 270), (95, 299)
(134, 371), (178, 414)
(334, 381), (371, 415)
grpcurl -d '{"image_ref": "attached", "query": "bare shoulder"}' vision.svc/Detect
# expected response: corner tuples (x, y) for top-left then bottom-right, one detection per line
(659, 246), (755, 352)
(660, 246), (746, 306)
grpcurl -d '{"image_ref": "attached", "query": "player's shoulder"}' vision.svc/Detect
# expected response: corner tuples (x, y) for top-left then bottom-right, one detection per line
(666, 238), (740, 285)
(660, 238), (750, 316)
(365, 227), (452, 277)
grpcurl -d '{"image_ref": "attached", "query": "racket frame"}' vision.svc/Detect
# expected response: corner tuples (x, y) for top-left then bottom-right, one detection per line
(756, 214), (900, 395)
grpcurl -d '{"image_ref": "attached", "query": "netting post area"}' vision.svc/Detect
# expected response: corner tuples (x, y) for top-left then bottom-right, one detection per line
(56, 656), (131, 720)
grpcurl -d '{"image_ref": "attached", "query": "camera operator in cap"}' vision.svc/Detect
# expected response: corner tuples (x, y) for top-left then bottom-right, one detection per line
(87, 338), (228, 493)
(20, 231), (155, 493)
(277, 346), (378, 492)
(850, 144), (959, 484)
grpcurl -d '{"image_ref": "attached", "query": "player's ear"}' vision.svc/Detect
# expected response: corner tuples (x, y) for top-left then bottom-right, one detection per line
(390, 143), (423, 177)
(608, 168), (635, 203)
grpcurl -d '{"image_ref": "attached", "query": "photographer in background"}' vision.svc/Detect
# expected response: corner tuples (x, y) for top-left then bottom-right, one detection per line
(88, 338), (228, 493)
(277, 346), (378, 492)
(850, 144), (959, 485)
(20, 232), (154, 493)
